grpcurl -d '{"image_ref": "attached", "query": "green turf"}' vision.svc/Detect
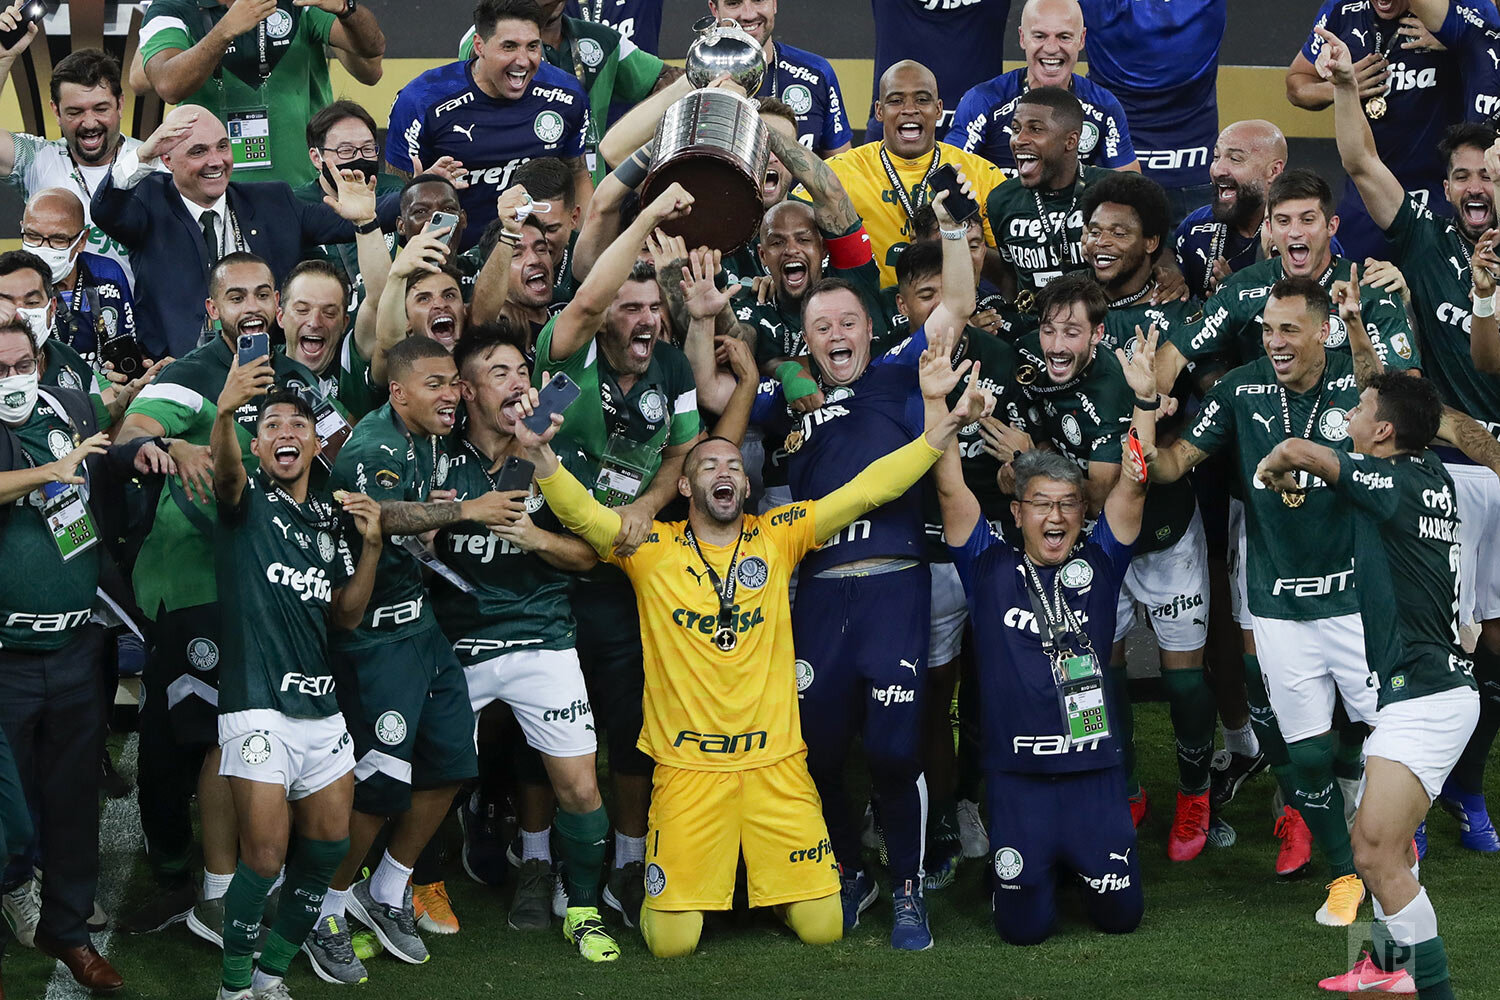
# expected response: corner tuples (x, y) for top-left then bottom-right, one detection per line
(8, 704), (1498, 999)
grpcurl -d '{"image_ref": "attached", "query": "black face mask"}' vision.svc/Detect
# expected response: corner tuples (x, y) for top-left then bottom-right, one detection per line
(322, 156), (380, 191)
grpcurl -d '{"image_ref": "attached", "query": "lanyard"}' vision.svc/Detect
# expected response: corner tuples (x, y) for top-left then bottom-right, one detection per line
(683, 524), (745, 652)
(756, 42), (782, 103)
(201, 7), (272, 86)
(1369, 15), (1403, 62)
(1204, 221), (1263, 291)
(1021, 555), (1089, 654)
(1031, 177), (1081, 268)
(578, 0), (607, 22)
(1108, 280), (1153, 310)
(1278, 372), (1325, 441)
(391, 407), (440, 493)
(879, 144), (942, 224)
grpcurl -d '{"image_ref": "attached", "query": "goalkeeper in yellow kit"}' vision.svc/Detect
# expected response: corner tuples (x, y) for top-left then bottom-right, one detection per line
(511, 336), (992, 958)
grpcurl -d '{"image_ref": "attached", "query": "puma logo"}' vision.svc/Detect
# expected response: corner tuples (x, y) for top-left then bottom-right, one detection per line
(1109, 849), (1131, 864)
(685, 566), (706, 584)
(1489, 48), (1500, 70)
(272, 516), (292, 540)
(1251, 412), (1275, 433)
(1452, 257), (1469, 281)
(900, 658), (919, 675)
(378, 444), (399, 456)
(1350, 27), (1367, 46)
(452, 123), (476, 140)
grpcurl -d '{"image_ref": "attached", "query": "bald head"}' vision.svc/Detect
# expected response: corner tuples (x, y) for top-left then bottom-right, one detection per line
(877, 61), (941, 158)
(1210, 120), (1289, 230)
(1020, 0), (1085, 88)
(24, 188), (86, 233)
(162, 105), (233, 208)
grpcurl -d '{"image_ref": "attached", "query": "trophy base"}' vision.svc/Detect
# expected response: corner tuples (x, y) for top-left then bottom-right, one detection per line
(642, 152), (764, 255)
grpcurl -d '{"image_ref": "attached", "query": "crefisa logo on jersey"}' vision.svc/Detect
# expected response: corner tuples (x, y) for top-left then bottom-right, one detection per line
(187, 637), (220, 672)
(783, 84), (813, 116)
(534, 110), (566, 145)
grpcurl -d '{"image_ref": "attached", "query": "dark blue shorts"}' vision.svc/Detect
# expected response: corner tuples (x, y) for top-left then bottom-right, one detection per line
(987, 766), (1143, 945)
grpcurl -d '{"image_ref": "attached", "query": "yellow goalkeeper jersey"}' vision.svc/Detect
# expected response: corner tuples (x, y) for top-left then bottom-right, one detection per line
(825, 140), (1005, 286)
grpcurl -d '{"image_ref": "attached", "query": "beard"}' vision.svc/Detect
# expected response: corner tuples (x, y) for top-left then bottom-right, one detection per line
(1212, 181), (1265, 231)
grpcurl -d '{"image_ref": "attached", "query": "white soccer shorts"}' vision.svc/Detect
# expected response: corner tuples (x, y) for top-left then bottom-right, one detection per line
(1446, 462), (1500, 625)
(1249, 612), (1378, 743)
(463, 646), (596, 758)
(1227, 497), (1251, 629)
(218, 709), (354, 799)
(1114, 506), (1210, 652)
(930, 561), (968, 664)
(1362, 687), (1480, 801)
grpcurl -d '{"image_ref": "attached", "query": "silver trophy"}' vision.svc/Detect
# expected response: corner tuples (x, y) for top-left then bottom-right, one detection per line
(684, 15), (767, 94)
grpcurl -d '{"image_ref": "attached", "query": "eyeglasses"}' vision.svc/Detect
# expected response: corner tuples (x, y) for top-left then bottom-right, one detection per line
(0, 358), (38, 377)
(20, 230), (82, 251)
(320, 143), (379, 160)
(1020, 498), (1085, 515)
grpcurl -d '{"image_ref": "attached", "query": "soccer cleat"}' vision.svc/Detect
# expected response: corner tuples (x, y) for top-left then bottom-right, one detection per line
(838, 864), (878, 932)
(2, 880), (39, 948)
(602, 861), (645, 929)
(551, 863), (569, 920)
(351, 929), (382, 962)
(1129, 785), (1150, 828)
(508, 859), (555, 931)
(1167, 791), (1211, 862)
(922, 840), (962, 891)
(347, 880), (429, 965)
(1209, 749), (1268, 811)
(185, 888), (225, 949)
(1274, 805), (1313, 878)
(1317, 952), (1415, 993)
(1437, 779), (1500, 852)
(955, 799), (988, 859)
(1314, 873), (1365, 926)
(303, 915), (369, 985)
(457, 796), (509, 887)
(217, 989), (252, 1000)
(413, 881), (459, 935)
(890, 880), (933, 951)
(562, 906), (620, 962)
(118, 880), (196, 935)
(252, 977), (294, 1000)
(1414, 822), (1428, 861)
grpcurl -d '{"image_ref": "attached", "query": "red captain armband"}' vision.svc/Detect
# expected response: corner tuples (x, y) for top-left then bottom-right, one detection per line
(826, 226), (874, 270)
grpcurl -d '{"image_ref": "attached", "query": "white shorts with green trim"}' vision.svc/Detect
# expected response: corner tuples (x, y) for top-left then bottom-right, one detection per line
(1248, 612), (1377, 743)
(218, 709), (354, 800)
(1361, 687), (1480, 802)
(463, 646), (596, 758)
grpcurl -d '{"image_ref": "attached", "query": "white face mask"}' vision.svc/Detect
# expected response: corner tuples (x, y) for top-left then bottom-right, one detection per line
(30, 239), (79, 285)
(18, 305), (51, 346)
(0, 372), (38, 424)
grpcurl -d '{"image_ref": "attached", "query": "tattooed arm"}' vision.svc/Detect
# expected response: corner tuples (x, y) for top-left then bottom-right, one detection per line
(1438, 406), (1500, 479)
(764, 128), (859, 235)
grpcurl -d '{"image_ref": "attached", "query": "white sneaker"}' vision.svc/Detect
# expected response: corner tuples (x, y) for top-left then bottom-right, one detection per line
(551, 863), (568, 919)
(956, 800), (988, 859)
(216, 988), (252, 1000)
(252, 978), (294, 1000)
(3, 879), (39, 948)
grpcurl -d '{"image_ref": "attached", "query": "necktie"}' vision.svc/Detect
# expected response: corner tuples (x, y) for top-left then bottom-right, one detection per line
(200, 209), (220, 263)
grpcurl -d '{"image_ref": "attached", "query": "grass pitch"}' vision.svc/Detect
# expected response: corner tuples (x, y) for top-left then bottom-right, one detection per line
(7, 705), (1498, 999)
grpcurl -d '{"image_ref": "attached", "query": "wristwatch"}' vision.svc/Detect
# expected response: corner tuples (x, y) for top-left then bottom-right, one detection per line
(354, 217), (381, 234)
(337, 0), (357, 17)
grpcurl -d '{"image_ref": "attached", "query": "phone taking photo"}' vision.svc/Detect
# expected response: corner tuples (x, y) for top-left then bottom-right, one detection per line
(523, 373), (582, 435)
(426, 210), (460, 249)
(929, 163), (980, 224)
(237, 331), (270, 368)
(495, 456), (535, 493)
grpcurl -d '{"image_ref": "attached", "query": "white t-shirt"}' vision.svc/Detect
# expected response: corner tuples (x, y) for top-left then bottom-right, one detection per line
(5, 133), (144, 281)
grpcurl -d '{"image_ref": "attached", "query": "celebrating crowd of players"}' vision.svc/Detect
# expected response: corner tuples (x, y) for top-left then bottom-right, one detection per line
(0, 0), (1499, 998)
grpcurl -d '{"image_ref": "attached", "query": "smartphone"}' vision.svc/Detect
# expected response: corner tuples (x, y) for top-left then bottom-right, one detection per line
(0, 0), (45, 50)
(99, 335), (146, 379)
(495, 455), (535, 493)
(425, 210), (460, 249)
(929, 163), (980, 224)
(523, 372), (582, 435)
(237, 331), (270, 367)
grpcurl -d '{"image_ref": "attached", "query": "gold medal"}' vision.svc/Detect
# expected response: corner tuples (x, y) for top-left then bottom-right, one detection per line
(1016, 289), (1037, 315)
(1280, 489), (1307, 509)
(1016, 363), (1038, 386)
(783, 429), (804, 454)
(713, 627), (738, 652)
(1364, 96), (1387, 120)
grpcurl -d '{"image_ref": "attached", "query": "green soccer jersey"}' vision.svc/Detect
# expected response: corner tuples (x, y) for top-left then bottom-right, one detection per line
(535, 318), (700, 493)
(1335, 449), (1478, 708)
(327, 402), (445, 648)
(216, 472), (355, 718)
(985, 165), (1110, 296)
(139, 0), (336, 187)
(0, 399), (106, 651)
(722, 239), (766, 288)
(1384, 194), (1500, 429)
(431, 434), (590, 663)
(125, 335), (326, 618)
(1102, 295), (1204, 553)
(740, 257), (894, 367)
(42, 339), (110, 402)
(1013, 334), (1133, 468)
(460, 17), (664, 183)
(1178, 255), (1421, 374)
(1184, 351), (1362, 621)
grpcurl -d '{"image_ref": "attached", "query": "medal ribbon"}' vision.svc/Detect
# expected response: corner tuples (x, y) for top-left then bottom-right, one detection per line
(1022, 555), (1090, 654)
(683, 525), (745, 648)
(879, 144), (942, 224)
